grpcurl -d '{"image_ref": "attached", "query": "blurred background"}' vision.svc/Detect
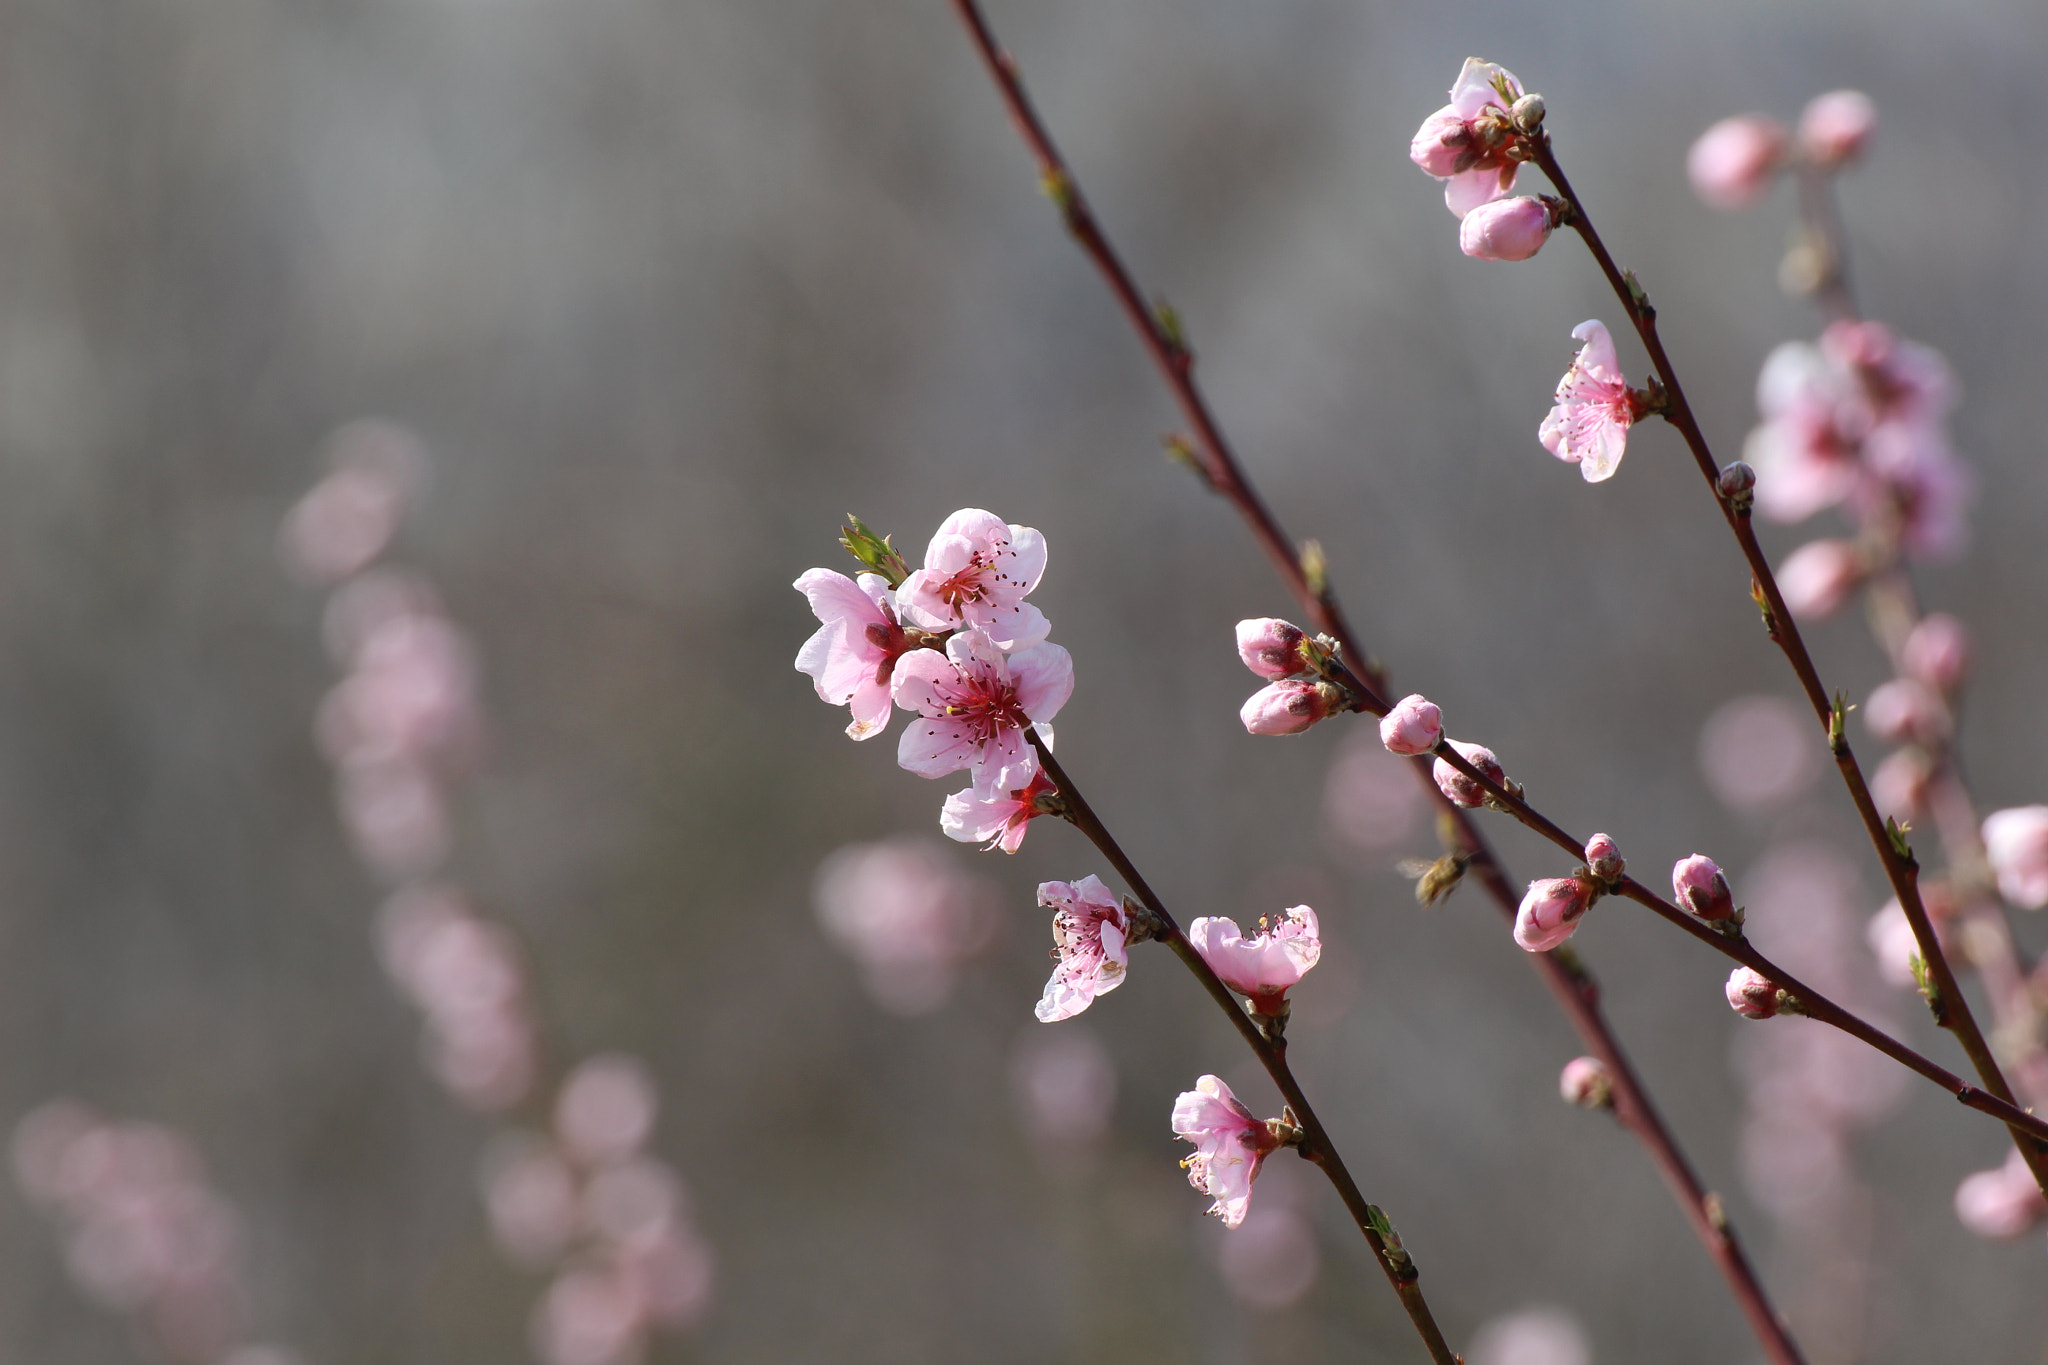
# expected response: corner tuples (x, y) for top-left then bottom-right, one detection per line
(0, 0), (2045, 1361)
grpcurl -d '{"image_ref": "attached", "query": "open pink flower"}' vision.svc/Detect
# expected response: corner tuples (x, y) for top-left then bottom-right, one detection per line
(1188, 907), (1321, 1015)
(1983, 806), (2048, 910)
(794, 569), (915, 740)
(1034, 876), (1132, 1022)
(1538, 321), (1636, 482)
(896, 508), (1049, 651)
(1172, 1075), (1281, 1229)
(1409, 58), (1527, 218)
(941, 766), (1059, 854)
(893, 630), (1073, 795)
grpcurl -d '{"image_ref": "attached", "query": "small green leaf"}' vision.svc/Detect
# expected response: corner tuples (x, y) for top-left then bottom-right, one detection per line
(840, 515), (912, 586)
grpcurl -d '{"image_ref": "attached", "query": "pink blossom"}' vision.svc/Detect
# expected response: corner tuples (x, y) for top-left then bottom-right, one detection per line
(1035, 876), (1133, 1022)
(277, 419), (426, 584)
(1863, 677), (1947, 747)
(1870, 748), (1932, 823)
(1983, 806), (2048, 909)
(1187, 906), (1321, 1015)
(1726, 966), (1782, 1019)
(1514, 877), (1593, 951)
(1214, 1169), (1319, 1309)
(895, 508), (1049, 650)
(1433, 740), (1503, 808)
(1865, 900), (1921, 989)
(1582, 833), (1624, 884)
(1409, 58), (1528, 218)
(1954, 1148), (2048, 1238)
(1745, 341), (1867, 522)
(1902, 613), (1970, 693)
(1776, 539), (1862, 619)
(794, 568), (915, 741)
(814, 838), (996, 1015)
(556, 1055), (659, 1169)
(1322, 727), (1425, 857)
(1672, 854), (1735, 922)
(1558, 1056), (1612, 1109)
(1458, 196), (1553, 262)
(1240, 680), (1335, 736)
(893, 630), (1072, 795)
(1011, 1026), (1118, 1152)
(1466, 1306), (1592, 1365)
(1538, 321), (1635, 481)
(1378, 694), (1442, 756)
(1171, 1075), (1281, 1229)
(1697, 694), (1822, 810)
(1798, 90), (1876, 166)
(480, 1135), (578, 1266)
(1686, 115), (1787, 210)
(1236, 618), (1309, 679)
(940, 764), (1059, 854)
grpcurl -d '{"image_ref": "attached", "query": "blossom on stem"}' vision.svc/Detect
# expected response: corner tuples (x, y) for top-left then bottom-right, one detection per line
(941, 765), (1060, 854)
(1582, 833), (1624, 884)
(1378, 694), (1442, 756)
(1686, 115), (1787, 210)
(1672, 855), (1736, 922)
(1514, 876), (1593, 952)
(893, 630), (1072, 795)
(1558, 1056), (1613, 1109)
(1409, 58), (1528, 218)
(895, 508), (1049, 650)
(1982, 806), (2048, 910)
(1240, 680), (1336, 736)
(1187, 906), (1321, 1015)
(1797, 90), (1876, 167)
(1458, 197), (1553, 262)
(1433, 740), (1504, 808)
(1726, 966), (1783, 1019)
(1236, 618), (1310, 680)
(1035, 876), (1133, 1023)
(1538, 321), (1636, 482)
(794, 569), (916, 740)
(1171, 1075), (1282, 1229)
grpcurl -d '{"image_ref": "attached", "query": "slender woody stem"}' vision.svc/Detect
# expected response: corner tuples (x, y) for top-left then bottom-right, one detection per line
(1528, 134), (2048, 1191)
(1027, 736), (1459, 1365)
(943, 6), (1803, 1361)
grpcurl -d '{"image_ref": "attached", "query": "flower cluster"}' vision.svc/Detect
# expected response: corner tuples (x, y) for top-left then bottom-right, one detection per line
(1408, 59), (1559, 261)
(797, 509), (1072, 851)
(1686, 90), (1876, 212)
(814, 838), (998, 1016)
(1233, 617), (1349, 736)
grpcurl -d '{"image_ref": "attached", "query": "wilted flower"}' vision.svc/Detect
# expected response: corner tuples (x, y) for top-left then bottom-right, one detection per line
(1188, 906), (1322, 1015)
(1172, 1075), (1282, 1229)
(1538, 321), (1637, 482)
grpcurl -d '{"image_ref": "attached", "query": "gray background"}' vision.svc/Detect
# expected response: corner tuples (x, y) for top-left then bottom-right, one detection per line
(1, 0), (2044, 1361)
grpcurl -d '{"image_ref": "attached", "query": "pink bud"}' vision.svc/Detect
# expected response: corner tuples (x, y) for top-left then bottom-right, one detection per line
(1777, 539), (1862, 619)
(1378, 694), (1443, 756)
(1582, 833), (1624, 884)
(1672, 854), (1735, 922)
(1863, 677), (1947, 747)
(1240, 681), (1334, 736)
(1686, 115), (1787, 210)
(1235, 618), (1309, 680)
(1433, 740), (1504, 808)
(1954, 1149), (2048, 1239)
(1902, 613), (1970, 694)
(1458, 197), (1553, 262)
(1871, 748), (1932, 822)
(1797, 90), (1875, 166)
(1725, 966), (1781, 1019)
(1558, 1056), (1613, 1109)
(1408, 107), (1474, 179)
(1514, 876), (1593, 952)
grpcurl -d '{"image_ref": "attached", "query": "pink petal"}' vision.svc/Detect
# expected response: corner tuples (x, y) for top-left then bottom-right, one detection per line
(1007, 642), (1075, 722)
(896, 714), (984, 781)
(1444, 164), (1516, 219)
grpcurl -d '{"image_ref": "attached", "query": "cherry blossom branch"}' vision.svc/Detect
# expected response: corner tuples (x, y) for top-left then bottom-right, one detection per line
(943, 7), (1802, 1360)
(1027, 736), (1460, 1365)
(1526, 133), (2048, 1189)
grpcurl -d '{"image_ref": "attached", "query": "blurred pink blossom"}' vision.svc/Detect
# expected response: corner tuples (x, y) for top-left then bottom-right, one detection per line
(1214, 1166), (1319, 1310)
(1010, 1026), (1118, 1153)
(1558, 1056), (1612, 1109)
(1538, 320), (1636, 482)
(1954, 1148), (2048, 1239)
(1901, 612), (1971, 693)
(1869, 748), (1932, 823)
(1862, 677), (1947, 747)
(1465, 1305), (1592, 1365)
(556, 1055), (660, 1169)
(1409, 58), (1527, 217)
(1687, 114), (1787, 210)
(1798, 90), (1876, 166)
(1321, 726), (1424, 857)
(1171, 1075), (1280, 1230)
(892, 631), (1071, 795)
(335, 754), (450, 882)
(1188, 906), (1321, 1015)
(895, 507), (1050, 651)
(532, 1263), (645, 1365)
(1697, 693), (1821, 810)
(277, 419), (426, 585)
(317, 608), (481, 772)
(814, 837), (997, 1015)
(1035, 875), (1133, 1023)
(1865, 900), (1922, 989)
(1776, 539), (1863, 620)
(1983, 806), (2048, 909)
(793, 568), (913, 741)
(482, 1135), (580, 1266)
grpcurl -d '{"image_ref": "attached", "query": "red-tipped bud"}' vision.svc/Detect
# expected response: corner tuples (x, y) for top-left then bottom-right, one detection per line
(1725, 966), (1781, 1019)
(1379, 694), (1444, 756)
(1864, 677), (1948, 747)
(1458, 197), (1553, 262)
(1777, 539), (1863, 619)
(1672, 855), (1735, 922)
(1902, 613), (1971, 694)
(1236, 618), (1310, 680)
(1687, 115), (1787, 210)
(1797, 90), (1875, 167)
(1558, 1056), (1613, 1109)
(1515, 876), (1594, 952)
(1582, 833), (1624, 885)
(1433, 740), (1504, 808)
(1240, 680), (1335, 736)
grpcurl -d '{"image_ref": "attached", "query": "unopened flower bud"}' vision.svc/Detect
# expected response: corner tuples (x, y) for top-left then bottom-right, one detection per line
(1797, 90), (1875, 166)
(1515, 876), (1594, 952)
(1716, 460), (1756, 502)
(1725, 966), (1782, 1019)
(1672, 854), (1735, 922)
(1433, 740), (1504, 808)
(1235, 618), (1309, 680)
(1558, 1056), (1613, 1109)
(1241, 680), (1335, 736)
(1863, 677), (1948, 747)
(1902, 613), (1971, 694)
(1509, 93), (1545, 133)
(1458, 197), (1553, 262)
(1409, 108), (1477, 179)
(1379, 694), (1444, 756)
(1582, 833), (1624, 884)
(1686, 115), (1787, 210)
(1777, 539), (1862, 619)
